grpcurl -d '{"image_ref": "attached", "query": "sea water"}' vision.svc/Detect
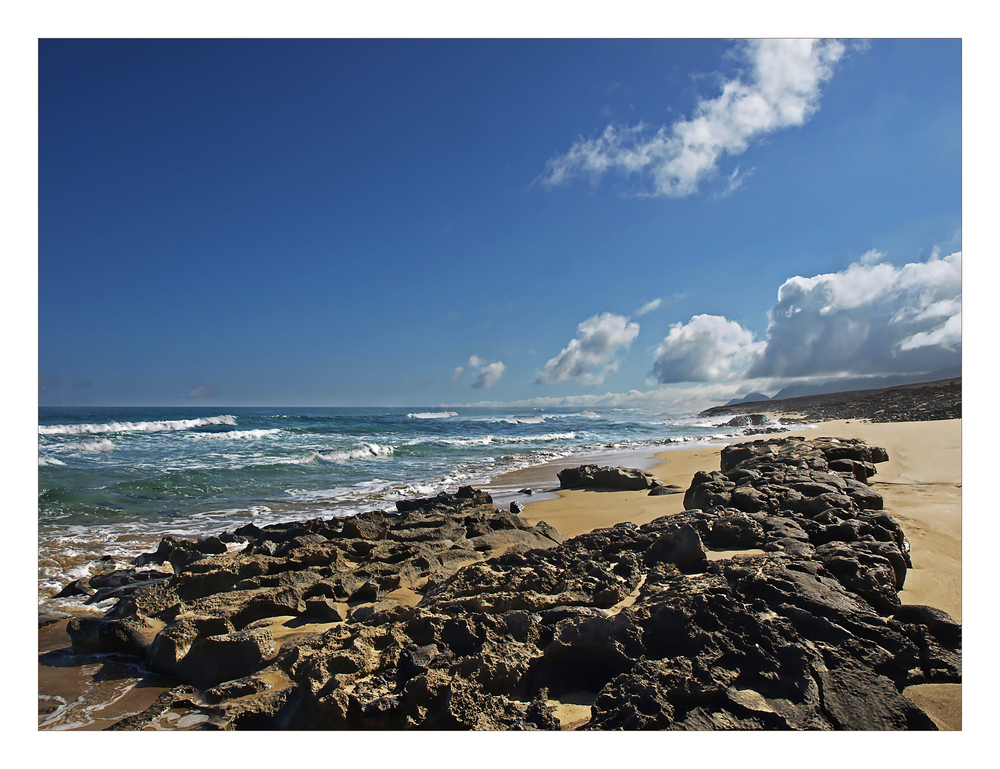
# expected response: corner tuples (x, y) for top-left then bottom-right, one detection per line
(37, 405), (801, 618)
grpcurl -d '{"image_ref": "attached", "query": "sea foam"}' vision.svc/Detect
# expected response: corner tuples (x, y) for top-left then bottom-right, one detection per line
(309, 443), (396, 463)
(76, 438), (116, 453)
(407, 411), (458, 419)
(195, 428), (282, 440)
(39, 415), (237, 436)
(440, 431), (576, 447)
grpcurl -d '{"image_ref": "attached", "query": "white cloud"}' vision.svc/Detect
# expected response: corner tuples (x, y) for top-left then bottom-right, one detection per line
(860, 248), (886, 265)
(899, 311), (962, 351)
(472, 360), (506, 389)
(536, 312), (640, 386)
(647, 249), (961, 386)
(719, 165), (754, 198)
(635, 298), (663, 316)
(538, 39), (846, 197)
(454, 355), (505, 389)
(651, 314), (765, 383)
(748, 251), (962, 378)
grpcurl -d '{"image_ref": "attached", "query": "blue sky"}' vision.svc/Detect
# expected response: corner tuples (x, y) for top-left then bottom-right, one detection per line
(37, 36), (962, 410)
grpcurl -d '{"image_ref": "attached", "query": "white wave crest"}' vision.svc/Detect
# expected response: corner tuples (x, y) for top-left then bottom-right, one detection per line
(407, 411), (458, 419)
(309, 443), (396, 463)
(440, 431), (576, 447)
(38, 456), (66, 466)
(440, 436), (496, 447)
(38, 415), (237, 436)
(77, 438), (116, 453)
(496, 416), (547, 424)
(197, 429), (281, 440)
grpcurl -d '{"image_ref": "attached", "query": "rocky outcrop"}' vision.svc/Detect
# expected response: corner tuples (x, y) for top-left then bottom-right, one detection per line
(59, 440), (960, 731)
(66, 487), (562, 691)
(700, 377), (961, 423)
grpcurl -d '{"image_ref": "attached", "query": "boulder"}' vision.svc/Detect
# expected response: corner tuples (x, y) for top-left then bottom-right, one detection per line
(558, 465), (664, 491)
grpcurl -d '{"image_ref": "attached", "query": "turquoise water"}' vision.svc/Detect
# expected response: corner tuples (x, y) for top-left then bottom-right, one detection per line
(37, 405), (794, 616)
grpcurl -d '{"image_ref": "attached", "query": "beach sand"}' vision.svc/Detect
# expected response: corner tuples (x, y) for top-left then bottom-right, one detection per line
(513, 417), (962, 729)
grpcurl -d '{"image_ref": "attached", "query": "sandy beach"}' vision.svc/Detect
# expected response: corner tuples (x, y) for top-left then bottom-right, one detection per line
(513, 417), (962, 729)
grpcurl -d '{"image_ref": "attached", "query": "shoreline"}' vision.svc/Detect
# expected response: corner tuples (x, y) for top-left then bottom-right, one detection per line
(38, 413), (962, 731)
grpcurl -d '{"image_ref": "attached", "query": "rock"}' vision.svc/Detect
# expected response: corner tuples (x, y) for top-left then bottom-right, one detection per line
(643, 523), (708, 574)
(558, 465), (664, 491)
(723, 413), (770, 427)
(54, 579), (92, 598)
(169, 628), (277, 689)
(340, 513), (389, 541)
(707, 512), (765, 549)
(648, 484), (682, 496)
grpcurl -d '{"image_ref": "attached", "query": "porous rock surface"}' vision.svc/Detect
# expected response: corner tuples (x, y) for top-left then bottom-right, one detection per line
(65, 438), (960, 730)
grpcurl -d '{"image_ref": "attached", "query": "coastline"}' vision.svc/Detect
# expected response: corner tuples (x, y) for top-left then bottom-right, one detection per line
(39, 409), (962, 731)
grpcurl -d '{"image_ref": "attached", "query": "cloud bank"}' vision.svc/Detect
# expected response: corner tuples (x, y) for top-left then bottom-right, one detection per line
(537, 312), (640, 386)
(539, 39), (846, 197)
(747, 251), (962, 378)
(648, 251), (962, 386)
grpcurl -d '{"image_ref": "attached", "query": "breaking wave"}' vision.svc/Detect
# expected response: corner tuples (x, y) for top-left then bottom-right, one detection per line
(407, 411), (458, 419)
(38, 415), (238, 436)
(196, 429), (282, 441)
(76, 438), (116, 453)
(307, 443), (396, 463)
(439, 432), (576, 447)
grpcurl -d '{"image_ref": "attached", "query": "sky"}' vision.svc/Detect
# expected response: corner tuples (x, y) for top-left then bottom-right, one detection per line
(36, 35), (963, 411)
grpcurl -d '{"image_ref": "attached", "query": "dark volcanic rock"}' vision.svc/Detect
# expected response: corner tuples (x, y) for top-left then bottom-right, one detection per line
(557, 465), (664, 491)
(59, 437), (959, 731)
(700, 377), (961, 424)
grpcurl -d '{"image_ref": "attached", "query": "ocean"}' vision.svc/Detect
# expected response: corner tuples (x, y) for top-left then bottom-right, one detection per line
(37, 404), (801, 619)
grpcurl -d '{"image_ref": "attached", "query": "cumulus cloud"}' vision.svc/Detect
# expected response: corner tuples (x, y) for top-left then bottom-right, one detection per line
(645, 250), (961, 387)
(454, 355), (506, 389)
(747, 251), (962, 378)
(651, 314), (765, 383)
(536, 313), (640, 386)
(538, 39), (846, 197)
